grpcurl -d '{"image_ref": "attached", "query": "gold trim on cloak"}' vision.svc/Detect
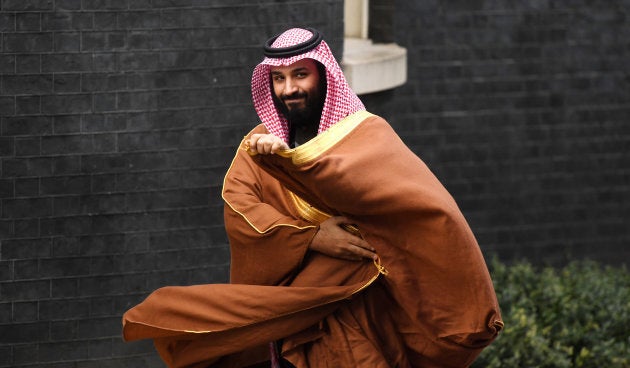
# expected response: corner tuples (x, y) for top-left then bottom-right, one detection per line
(287, 191), (330, 224)
(244, 110), (375, 165)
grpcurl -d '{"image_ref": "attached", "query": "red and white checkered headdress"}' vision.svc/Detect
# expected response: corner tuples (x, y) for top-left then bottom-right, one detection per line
(251, 27), (365, 143)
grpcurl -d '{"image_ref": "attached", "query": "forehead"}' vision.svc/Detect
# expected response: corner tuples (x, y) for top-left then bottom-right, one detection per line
(270, 58), (318, 74)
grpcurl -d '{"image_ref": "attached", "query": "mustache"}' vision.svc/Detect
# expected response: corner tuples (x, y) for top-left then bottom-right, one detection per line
(281, 92), (307, 101)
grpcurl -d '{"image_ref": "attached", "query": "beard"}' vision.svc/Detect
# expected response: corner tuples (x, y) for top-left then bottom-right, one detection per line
(273, 88), (325, 129)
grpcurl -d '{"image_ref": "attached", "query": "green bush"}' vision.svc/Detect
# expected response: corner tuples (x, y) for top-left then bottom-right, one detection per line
(472, 258), (630, 368)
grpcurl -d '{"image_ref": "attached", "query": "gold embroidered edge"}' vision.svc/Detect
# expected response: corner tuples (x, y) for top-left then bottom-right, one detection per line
(289, 110), (374, 165)
(243, 110), (375, 165)
(287, 191), (331, 224)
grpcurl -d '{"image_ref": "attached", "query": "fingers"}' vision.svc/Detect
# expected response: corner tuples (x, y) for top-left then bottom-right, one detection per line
(338, 222), (377, 261)
(247, 134), (289, 154)
(331, 217), (375, 250)
(346, 248), (377, 261)
(345, 238), (378, 261)
(312, 216), (378, 262)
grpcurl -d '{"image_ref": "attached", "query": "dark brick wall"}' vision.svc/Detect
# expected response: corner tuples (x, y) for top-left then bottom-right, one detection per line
(362, 1), (630, 266)
(0, 1), (342, 367)
(1, 0), (629, 366)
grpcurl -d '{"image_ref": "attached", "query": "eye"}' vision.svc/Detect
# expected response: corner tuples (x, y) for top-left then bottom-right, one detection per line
(272, 75), (285, 82)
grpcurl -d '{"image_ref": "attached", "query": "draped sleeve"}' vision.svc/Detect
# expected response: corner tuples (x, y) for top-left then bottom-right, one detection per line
(222, 124), (318, 286)
(249, 111), (504, 367)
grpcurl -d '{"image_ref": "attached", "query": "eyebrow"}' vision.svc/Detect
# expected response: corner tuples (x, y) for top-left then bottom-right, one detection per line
(271, 67), (309, 75)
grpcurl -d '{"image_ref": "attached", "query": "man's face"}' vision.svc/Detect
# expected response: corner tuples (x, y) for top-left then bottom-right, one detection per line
(270, 59), (324, 123)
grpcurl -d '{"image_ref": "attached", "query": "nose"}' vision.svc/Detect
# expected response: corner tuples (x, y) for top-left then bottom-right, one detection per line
(283, 77), (299, 96)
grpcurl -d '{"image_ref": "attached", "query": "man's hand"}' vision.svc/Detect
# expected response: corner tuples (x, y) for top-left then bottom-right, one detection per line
(247, 134), (289, 155)
(310, 216), (377, 261)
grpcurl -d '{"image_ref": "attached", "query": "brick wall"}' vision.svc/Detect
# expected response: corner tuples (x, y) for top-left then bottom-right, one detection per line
(0, 1), (342, 367)
(361, 1), (630, 266)
(1, 0), (629, 366)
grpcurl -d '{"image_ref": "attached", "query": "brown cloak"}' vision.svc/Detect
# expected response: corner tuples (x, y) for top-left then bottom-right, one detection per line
(122, 111), (502, 367)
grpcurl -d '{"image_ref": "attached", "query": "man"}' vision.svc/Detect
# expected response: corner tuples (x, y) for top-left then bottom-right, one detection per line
(123, 27), (503, 368)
